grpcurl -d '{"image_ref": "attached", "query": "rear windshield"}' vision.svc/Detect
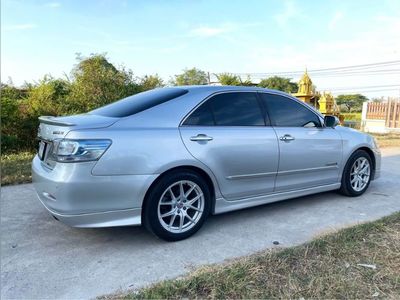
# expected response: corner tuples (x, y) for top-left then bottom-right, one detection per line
(89, 88), (188, 117)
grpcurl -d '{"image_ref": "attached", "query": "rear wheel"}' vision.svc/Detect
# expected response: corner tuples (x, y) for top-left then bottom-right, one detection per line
(339, 150), (372, 196)
(143, 170), (211, 241)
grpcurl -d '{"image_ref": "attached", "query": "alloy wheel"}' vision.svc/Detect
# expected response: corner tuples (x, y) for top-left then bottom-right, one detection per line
(350, 157), (371, 192)
(157, 180), (204, 233)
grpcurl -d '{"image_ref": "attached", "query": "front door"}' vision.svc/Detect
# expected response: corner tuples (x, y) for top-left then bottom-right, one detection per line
(259, 92), (342, 192)
(180, 91), (279, 200)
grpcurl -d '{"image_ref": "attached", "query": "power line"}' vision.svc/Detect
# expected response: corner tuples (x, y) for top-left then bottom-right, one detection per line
(212, 60), (400, 78)
(320, 84), (400, 90)
(330, 88), (400, 94)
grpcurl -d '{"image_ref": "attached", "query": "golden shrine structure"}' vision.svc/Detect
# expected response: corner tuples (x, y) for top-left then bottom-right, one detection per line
(292, 70), (342, 120)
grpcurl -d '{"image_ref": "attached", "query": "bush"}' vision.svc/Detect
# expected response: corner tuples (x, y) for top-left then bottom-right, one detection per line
(1, 54), (160, 154)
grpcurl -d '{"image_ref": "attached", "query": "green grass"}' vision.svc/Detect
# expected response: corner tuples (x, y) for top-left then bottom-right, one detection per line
(372, 133), (400, 148)
(342, 112), (362, 121)
(103, 212), (400, 299)
(1, 152), (35, 186)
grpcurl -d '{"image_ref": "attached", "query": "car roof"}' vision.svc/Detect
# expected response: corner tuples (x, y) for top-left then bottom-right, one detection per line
(177, 85), (324, 118)
(177, 85), (277, 93)
(173, 85), (301, 99)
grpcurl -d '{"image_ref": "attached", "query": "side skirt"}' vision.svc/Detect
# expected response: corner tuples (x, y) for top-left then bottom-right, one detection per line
(213, 183), (341, 214)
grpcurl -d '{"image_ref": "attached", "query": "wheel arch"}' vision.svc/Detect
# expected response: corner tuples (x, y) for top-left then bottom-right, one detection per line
(141, 165), (217, 221)
(348, 146), (376, 179)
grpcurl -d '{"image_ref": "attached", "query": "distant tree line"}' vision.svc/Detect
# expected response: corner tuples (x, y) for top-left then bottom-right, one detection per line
(0, 53), (367, 153)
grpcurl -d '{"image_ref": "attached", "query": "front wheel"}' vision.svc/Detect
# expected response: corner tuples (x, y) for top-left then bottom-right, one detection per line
(143, 170), (211, 241)
(339, 150), (373, 197)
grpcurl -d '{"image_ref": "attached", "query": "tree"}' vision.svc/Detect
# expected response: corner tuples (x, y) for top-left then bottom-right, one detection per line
(68, 54), (139, 112)
(173, 68), (208, 85)
(258, 76), (298, 93)
(26, 76), (71, 116)
(0, 83), (31, 152)
(139, 74), (164, 91)
(216, 73), (241, 86)
(335, 94), (368, 112)
(240, 75), (254, 86)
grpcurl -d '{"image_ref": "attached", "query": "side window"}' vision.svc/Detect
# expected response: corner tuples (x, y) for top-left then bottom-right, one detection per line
(259, 93), (321, 127)
(183, 92), (265, 126)
(183, 102), (214, 126)
(210, 92), (264, 126)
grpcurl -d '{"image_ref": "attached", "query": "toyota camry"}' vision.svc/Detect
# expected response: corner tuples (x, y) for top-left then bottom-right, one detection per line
(32, 86), (381, 241)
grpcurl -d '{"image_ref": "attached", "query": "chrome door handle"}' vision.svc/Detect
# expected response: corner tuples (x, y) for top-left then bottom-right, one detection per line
(279, 134), (295, 142)
(190, 134), (213, 142)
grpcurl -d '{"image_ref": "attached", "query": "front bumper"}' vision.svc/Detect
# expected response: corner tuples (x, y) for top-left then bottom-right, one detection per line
(32, 155), (158, 227)
(372, 148), (381, 180)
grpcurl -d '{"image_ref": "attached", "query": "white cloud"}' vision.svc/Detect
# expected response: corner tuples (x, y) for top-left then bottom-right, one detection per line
(190, 24), (233, 37)
(3, 23), (37, 31)
(189, 22), (262, 38)
(328, 11), (344, 31)
(45, 2), (61, 8)
(235, 14), (400, 98)
(274, 0), (297, 27)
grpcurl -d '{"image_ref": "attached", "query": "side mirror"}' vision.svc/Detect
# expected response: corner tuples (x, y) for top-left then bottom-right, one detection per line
(324, 115), (339, 128)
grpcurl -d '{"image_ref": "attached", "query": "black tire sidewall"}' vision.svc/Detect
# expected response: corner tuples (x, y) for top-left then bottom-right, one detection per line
(342, 150), (372, 196)
(144, 170), (211, 241)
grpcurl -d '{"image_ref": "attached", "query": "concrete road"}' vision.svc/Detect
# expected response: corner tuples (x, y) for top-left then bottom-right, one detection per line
(1, 148), (400, 300)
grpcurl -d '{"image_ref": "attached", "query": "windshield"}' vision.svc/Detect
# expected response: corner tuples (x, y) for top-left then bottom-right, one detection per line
(90, 88), (188, 118)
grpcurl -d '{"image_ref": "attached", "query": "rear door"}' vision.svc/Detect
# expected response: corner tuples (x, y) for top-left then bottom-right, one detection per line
(179, 91), (279, 200)
(259, 92), (342, 192)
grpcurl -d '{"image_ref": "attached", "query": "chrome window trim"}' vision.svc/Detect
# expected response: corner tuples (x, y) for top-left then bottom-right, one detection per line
(179, 90), (267, 127)
(257, 91), (326, 128)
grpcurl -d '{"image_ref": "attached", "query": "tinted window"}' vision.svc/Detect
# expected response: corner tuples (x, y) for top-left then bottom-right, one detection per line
(183, 92), (264, 126)
(90, 88), (188, 118)
(210, 93), (264, 126)
(184, 102), (214, 126)
(260, 93), (321, 127)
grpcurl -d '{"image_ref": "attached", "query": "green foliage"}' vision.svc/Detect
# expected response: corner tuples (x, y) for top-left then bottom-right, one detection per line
(67, 54), (139, 112)
(341, 112), (362, 121)
(139, 74), (164, 92)
(1, 84), (30, 153)
(216, 73), (242, 86)
(1, 54), (146, 153)
(240, 75), (254, 86)
(173, 68), (208, 86)
(258, 76), (298, 93)
(26, 76), (71, 116)
(1, 84), (21, 129)
(336, 94), (368, 112)
(1, 82), (26, 100)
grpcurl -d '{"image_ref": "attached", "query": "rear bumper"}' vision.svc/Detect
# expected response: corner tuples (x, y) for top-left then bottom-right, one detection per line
(38, 196), (142, 227)
(32, 155), (158, 227)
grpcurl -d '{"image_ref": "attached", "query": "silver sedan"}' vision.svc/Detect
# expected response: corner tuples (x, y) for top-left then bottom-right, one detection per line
(32, 86), (381, 241)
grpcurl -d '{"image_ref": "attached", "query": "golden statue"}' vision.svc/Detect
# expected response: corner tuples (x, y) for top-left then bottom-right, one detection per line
(293, 70), (342, 120)
(293, 70), (314, 104)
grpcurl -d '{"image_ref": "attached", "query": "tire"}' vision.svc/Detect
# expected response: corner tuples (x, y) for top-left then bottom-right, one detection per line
(143, 169), (211, 241)
(339, 150), (373, 197)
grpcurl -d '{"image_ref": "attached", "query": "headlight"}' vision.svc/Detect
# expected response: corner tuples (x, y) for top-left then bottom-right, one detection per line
(50, 139), (112, 162)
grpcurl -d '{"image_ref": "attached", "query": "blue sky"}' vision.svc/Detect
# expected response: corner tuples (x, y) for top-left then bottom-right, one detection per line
(2, 0), (400, 97)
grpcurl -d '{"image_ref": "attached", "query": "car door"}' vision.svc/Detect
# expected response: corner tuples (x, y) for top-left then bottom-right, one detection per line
(179, 91), (279, 200)
(259, 92), (343, 192)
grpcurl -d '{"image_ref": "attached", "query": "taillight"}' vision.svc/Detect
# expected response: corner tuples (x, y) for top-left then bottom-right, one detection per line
(49, 139), (111, 162)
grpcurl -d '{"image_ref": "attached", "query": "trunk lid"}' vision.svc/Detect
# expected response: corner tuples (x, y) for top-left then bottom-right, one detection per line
(37, 114), (118, 140)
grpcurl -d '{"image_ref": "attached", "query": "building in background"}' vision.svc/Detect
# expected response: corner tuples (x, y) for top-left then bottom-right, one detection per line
(362, 99), (400, 133)
(292, 70), (341, 119)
